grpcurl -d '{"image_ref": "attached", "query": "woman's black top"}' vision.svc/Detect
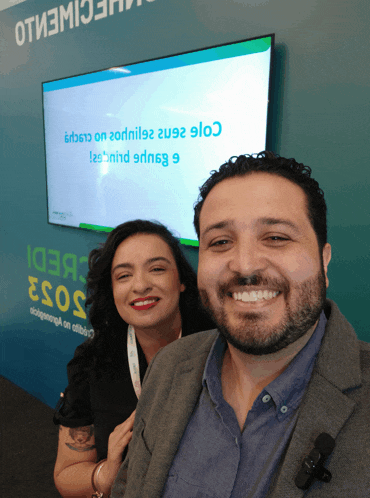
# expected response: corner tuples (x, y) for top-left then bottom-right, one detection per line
(54, 314), (214, 461)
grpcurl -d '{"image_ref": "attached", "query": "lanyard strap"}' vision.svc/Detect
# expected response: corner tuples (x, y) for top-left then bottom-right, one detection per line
(127, 324), (142, 399)
(127, 324), (183, 400)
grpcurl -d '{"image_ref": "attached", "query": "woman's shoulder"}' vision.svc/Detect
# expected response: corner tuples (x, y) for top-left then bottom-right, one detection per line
(68, 328), (128, 383)
(67, 337), (96, 367)
(65, 339), (94, 384)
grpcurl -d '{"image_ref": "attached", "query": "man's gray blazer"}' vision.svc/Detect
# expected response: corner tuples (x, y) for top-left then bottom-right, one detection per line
(111, 300), (370, 497)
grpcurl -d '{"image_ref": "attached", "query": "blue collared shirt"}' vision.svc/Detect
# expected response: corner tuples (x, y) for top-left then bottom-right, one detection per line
(161, 311), (327, 498)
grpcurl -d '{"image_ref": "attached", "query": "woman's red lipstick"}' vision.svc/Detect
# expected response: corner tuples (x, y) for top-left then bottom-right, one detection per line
(130, 297), (160, 310)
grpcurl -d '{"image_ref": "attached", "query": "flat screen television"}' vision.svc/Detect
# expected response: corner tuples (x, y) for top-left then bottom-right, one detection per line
(42, 34), (274, 246)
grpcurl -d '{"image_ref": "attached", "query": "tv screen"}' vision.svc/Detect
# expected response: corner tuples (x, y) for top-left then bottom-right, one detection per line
(42, 34), (274, 246)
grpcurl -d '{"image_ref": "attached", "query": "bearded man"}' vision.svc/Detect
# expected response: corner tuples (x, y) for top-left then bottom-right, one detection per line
(111, 151), (370, 498)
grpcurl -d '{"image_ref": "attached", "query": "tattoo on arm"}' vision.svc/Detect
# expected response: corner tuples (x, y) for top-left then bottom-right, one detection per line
(65, 425), (96, 452)
(65, 442), (96, 452)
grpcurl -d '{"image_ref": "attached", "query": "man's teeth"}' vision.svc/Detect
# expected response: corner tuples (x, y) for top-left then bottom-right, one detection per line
(133, 299), (157, 306)
(232, 290), (279, 302)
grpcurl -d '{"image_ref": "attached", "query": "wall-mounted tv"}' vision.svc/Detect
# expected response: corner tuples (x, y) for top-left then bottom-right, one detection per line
(42, 34), (274, 246)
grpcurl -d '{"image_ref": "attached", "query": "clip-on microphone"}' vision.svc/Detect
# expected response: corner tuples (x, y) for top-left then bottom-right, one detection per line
(295, 433), (335, 490)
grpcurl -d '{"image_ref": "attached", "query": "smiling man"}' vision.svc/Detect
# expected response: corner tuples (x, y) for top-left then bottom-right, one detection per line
(111, 152), (370, 498)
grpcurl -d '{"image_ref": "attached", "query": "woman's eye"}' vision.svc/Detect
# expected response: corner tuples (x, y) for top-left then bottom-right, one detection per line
(117, 274), (130, 280)
(151, 267), (165, 272)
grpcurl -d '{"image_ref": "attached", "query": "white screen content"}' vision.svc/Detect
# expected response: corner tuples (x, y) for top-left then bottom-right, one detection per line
(43, 37), (272, 243)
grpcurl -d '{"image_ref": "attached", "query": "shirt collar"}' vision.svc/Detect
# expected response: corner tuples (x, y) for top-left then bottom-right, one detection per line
(263, 310), (327, 418)
(203, 310), (327, 417)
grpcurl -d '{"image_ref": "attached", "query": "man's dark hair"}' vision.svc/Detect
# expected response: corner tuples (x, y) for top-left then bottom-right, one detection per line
(193, 151), (327, 252)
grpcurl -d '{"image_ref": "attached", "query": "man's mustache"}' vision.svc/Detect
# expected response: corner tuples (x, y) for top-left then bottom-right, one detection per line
(235, 274), (261, 286)
(218, 272), (290, 298)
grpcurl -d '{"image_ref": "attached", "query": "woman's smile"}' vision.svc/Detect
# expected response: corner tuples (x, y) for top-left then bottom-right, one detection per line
(130, 297), (161, 310)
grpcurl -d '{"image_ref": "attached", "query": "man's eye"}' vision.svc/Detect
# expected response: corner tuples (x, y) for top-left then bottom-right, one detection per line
(266, 236), (290, 242)
(210, 239), (230, 247)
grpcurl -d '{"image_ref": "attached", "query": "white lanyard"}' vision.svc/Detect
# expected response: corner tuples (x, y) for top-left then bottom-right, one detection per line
(127, 324), (182, 399)
(127, 324), (142, 399)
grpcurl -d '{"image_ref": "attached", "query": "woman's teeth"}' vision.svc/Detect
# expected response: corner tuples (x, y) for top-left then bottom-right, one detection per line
(232, 290), (279, 302)
(133, 298), (158, 306)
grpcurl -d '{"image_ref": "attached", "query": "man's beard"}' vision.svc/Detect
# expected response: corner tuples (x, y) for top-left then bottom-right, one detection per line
(199, 268), (326, 356)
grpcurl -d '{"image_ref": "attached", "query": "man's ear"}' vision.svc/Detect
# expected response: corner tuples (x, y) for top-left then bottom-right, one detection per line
(322, 243), (331, 288)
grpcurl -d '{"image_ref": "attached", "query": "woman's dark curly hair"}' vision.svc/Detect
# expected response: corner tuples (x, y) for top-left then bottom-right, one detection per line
(193, 151), (327, 253)
(83, 220), (212, 377)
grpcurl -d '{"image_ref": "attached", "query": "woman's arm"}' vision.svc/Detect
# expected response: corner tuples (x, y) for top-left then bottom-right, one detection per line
(54, 415), (134, 497)
(54, 424), (99, 497)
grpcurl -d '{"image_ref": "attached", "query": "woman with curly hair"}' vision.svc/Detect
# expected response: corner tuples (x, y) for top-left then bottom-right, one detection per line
(53, 220), (214, 497)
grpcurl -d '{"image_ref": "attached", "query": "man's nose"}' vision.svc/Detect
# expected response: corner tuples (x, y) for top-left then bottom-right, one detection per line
(227, 240), (267, 275)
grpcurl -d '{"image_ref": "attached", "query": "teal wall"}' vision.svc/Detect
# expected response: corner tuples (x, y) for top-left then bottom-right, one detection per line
(1, 0), (369, 408)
